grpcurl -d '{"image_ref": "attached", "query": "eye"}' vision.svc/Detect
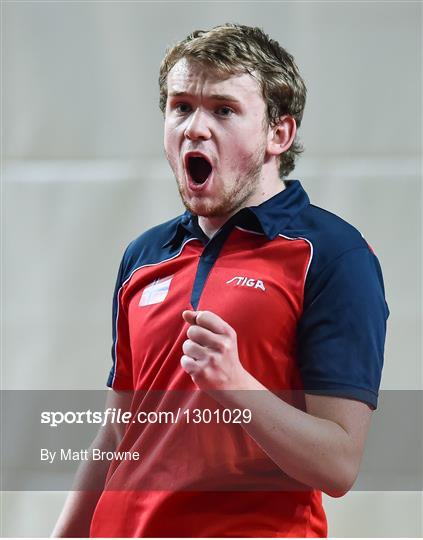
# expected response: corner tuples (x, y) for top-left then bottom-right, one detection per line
(174, 103), (192, 114)
(215, 106), (234, 117)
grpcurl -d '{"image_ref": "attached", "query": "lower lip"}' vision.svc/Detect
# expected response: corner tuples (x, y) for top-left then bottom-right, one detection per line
(186, 170), (213, 192)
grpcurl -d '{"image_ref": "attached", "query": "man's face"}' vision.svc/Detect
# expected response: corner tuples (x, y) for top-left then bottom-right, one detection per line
(164, 58), (270, 218)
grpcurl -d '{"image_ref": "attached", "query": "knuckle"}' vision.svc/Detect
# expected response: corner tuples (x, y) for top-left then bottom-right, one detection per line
(220, 338), (231, 353)
(187, 326), (198, 339)
(206, 352), (217, 364)
(182, 339), (192, 354)
(197, 310), (209, 323)
(228, 326), (237, 340)
(180, 355), (191, 371)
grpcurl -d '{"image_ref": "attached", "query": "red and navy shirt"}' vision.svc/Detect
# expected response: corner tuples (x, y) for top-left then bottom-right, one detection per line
(90, 180), (389, 538)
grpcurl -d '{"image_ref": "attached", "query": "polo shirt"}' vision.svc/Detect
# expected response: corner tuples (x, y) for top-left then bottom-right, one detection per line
(89, 180), (389, 538)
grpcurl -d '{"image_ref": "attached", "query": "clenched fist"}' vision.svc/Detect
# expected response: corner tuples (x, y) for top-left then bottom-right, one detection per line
(181, 310), (248, 391)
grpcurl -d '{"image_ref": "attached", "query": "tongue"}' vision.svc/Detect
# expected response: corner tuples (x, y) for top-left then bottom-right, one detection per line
(189, 157), (212, 184)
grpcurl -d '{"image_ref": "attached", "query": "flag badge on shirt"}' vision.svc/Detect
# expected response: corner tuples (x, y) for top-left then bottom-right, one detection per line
(139, 276), (173, 306)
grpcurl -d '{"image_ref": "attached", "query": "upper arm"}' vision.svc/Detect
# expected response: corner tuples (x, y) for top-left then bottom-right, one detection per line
(305, 393), (373, 464)
(108, 248), (134, 390)
(298, 246), (388, 410)
(94, 389), (134, 449)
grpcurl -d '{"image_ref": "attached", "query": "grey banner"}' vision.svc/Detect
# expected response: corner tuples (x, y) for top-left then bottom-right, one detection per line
(1, 390), (421, 491)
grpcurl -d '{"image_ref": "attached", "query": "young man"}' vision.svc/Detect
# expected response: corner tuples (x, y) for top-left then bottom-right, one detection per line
(53, 24), (388, 537)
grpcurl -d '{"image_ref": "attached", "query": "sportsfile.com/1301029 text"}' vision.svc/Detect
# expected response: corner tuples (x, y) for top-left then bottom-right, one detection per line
(40, 407), (252, 428)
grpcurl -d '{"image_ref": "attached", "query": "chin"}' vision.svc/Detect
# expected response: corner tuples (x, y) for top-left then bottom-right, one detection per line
(182, 197), (229, 218)
(178, 181), (237, 218)
(184, 202), (215, 217)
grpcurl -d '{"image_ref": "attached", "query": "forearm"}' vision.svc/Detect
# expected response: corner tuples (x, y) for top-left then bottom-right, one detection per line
(52, 389), (132, 537)
(216, 370), (356, 497)
(51, 488), (102, 537)
(51, 433), (119, 537)
(181, 310), (367, 497)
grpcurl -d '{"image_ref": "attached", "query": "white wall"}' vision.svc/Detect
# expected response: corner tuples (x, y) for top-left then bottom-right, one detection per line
(2, 1), (421, 537)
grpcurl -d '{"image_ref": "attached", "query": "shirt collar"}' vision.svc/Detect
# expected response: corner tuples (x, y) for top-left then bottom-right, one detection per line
(161, 211), (204, 248)
(163, 180), (309, 247)
(247, 180), (310, 239)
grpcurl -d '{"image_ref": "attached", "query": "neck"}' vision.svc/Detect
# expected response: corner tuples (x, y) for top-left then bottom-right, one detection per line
(198, 179), (286, 238)
(198, 215), (231, 239)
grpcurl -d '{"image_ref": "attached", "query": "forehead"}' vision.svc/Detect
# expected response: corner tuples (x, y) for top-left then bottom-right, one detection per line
(167, 57), (263, 103)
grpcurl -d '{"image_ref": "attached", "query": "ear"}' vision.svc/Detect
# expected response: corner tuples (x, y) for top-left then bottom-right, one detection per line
(266, 115), (297, 157)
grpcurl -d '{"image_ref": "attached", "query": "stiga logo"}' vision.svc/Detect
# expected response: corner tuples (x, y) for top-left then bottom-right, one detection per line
(226, 276), (266, 291)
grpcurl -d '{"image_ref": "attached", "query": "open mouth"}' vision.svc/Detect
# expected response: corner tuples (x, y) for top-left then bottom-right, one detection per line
(187, 155), (213, 185)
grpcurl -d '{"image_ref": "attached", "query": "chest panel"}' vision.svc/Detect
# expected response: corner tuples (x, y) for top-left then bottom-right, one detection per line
(122, 230), (311, 390)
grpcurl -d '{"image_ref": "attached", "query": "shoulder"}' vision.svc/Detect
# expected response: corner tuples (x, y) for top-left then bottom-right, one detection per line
(287, 202), (371, 277)
(119, 214), (184, 281)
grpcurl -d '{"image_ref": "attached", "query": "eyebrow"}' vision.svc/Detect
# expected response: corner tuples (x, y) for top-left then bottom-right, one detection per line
(168, 91), (241, 103)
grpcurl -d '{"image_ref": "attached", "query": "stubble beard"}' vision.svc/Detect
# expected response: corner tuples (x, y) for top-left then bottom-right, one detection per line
(174, 143), (266, 218)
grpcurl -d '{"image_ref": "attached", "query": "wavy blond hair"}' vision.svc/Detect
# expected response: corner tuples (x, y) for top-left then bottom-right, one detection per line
(159, 23), (307, 178)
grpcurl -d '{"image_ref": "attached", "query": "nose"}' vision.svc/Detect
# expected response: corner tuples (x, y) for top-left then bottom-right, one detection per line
(184, 109), (212, 141)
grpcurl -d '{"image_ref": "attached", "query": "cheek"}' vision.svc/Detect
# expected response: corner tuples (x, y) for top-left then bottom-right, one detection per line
(163, 123), (172, 149)
(224, 141), (260, 170)
(164, 126), (179, 161)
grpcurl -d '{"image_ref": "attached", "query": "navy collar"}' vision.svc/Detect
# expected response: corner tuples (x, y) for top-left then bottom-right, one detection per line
(163, 180), (309, 247)
(248, 180), (310, 239)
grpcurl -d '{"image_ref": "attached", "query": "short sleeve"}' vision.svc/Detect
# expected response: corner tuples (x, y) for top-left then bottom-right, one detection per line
(107, 251), (134, 390)
(297, 246), (389, 409)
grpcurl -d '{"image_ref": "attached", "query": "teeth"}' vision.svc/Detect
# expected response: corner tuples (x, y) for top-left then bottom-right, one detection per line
(188, 156), (212, 184)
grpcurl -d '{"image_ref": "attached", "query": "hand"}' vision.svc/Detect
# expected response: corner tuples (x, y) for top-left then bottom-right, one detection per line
(181, 310), (247, 391)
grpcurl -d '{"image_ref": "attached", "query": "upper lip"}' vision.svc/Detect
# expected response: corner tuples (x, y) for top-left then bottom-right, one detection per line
(184, 151), (213, 172)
